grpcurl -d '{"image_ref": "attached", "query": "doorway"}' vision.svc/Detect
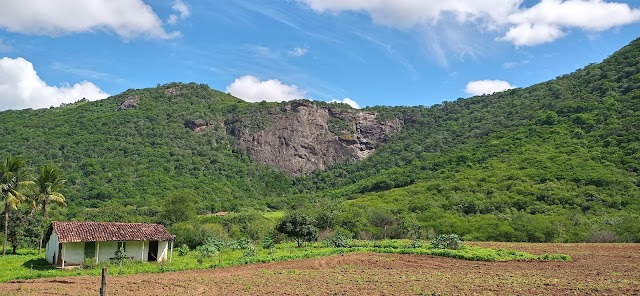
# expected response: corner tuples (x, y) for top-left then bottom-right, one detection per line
(147, 241), (158, 261)
(84, 242), (96, 259)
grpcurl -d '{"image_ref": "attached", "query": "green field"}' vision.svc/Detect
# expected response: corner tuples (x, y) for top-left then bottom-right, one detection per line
(0, 240), (570, 283)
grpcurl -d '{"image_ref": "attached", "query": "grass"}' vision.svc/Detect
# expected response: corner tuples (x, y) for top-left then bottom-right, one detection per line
(0, 240), (571, 283)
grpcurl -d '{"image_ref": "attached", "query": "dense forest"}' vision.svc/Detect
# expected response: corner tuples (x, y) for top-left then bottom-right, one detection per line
(1, 38), (639, 245)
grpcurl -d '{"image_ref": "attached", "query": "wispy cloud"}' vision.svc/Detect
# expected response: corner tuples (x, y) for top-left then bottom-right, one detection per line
(51, 62), (126, 84)
(288, 44), (310, 57)
(0, 37), (12, 52)
(352, 30), (417, 78)
(168, 0), (191, 25)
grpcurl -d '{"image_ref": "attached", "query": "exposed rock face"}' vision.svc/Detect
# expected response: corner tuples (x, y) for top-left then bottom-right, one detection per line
(164, 87), (181, 96)
(185, 119), (214, 132)
(117, 96), (139, 111)
(225, 101), (402, 176)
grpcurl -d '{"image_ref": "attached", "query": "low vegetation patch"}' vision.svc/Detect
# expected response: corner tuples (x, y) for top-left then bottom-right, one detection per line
(0, 240), (570, 283)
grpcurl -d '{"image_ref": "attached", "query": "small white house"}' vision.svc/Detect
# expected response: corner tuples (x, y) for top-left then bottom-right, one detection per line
(45, 221), (175, 267)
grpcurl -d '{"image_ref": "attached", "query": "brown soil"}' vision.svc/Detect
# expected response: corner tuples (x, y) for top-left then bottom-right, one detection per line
(1, 242), (638, 295)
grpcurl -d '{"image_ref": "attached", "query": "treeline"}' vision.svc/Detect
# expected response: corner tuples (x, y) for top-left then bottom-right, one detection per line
(1, 156), (67, 255)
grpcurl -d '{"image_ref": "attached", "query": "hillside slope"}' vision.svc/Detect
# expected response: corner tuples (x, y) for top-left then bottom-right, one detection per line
(0, 38), (638, 242)
(290, 37), (640, 242)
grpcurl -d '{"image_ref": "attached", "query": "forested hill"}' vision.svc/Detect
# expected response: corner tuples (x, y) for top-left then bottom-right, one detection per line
(1, 38), (638, 242)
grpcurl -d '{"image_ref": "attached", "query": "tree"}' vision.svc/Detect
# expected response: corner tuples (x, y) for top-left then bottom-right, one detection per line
(33, 164), (66, 219)
(276, 213), (318, 247)
(159, 189), (198, 226)
(32, 164), (66, 254)
(3, 206), (42, 254)
(1, 155), (31, 256)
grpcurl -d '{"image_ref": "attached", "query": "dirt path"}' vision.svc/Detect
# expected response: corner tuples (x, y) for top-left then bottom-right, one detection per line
(1, 242), (638, 295)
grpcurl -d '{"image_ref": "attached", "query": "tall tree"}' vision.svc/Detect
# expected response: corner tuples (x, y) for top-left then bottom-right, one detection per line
(33, 164), (66, 219)
(1, 155), (31, 256)
(33, 164), (66, 254)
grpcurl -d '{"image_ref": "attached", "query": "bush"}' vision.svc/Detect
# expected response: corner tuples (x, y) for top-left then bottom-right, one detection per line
(242, 243), (257, 258)
(325, 232), (350, 248)
(430, 234), (461, 250)
(195, 238), (220, 265)
(177, 244), (189, 256)
(262, 235), (276, 250)
(81, 258), (97, 269)
(409, 239), (424, 249)
(586, 230), (618, 243)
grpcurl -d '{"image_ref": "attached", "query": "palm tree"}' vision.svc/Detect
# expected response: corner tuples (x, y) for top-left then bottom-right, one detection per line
(1, 155), (30, 256)
(34, 164), (66, 220)
(33, 164), (66, 254)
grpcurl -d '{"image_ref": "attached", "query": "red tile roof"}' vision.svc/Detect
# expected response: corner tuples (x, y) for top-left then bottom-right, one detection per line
(47, 221), (175, 243)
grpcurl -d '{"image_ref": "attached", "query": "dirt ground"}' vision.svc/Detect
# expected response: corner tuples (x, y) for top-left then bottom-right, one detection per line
(1, 242), (638, 295)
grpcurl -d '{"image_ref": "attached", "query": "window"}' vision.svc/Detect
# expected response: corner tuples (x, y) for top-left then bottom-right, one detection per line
(117, 242), (126, 252)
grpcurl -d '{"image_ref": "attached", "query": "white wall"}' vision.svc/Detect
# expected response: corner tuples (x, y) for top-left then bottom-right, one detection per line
(45, 232), (59, 264)
(45, 236), (172, 265)
(157, 241), (169, 262)
(124, 241), (145, 261)
(62, 242), (85, 265)
(95, 241), (147, 263)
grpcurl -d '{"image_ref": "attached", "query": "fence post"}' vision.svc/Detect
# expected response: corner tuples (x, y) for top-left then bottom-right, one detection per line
(100, 267), (107, 296)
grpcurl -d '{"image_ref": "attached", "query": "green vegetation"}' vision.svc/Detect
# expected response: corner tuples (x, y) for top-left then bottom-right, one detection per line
(1, 38), (639, 245)
(276, 213), (318, 247)
(0, 240), (570, 283)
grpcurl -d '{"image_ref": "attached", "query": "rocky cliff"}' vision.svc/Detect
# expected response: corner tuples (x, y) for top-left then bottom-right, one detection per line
(223, 101), (402, 176)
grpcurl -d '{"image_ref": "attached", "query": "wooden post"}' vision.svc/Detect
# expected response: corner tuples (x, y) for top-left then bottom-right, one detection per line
(169, 241), (174, 263)
(100, 267), (107, 296)
(61, 244), (65, 268)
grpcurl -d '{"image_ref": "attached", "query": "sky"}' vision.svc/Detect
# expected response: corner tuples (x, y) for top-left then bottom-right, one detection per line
(0, 0), (639, 111)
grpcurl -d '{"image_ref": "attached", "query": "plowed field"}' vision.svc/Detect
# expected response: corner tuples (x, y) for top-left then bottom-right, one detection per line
(1, 242), (638, 295)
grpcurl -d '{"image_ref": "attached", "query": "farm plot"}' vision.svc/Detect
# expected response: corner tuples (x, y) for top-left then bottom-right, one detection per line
(0, 242), (638, 295)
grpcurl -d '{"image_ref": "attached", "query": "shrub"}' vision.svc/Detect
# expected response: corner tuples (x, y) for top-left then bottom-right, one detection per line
(81, 258), (97, 269)
(586, 230), (618, 243)
(195, 238), (220, 265)
(177, 244), (190, 256)
(430, 234), (461, 250)
(409, 239), (424, 249)
(233, 237), (251, 250)
(262, 235), (275, 250)
(325, 232), (350, 248)
(242, 243), (257, 258)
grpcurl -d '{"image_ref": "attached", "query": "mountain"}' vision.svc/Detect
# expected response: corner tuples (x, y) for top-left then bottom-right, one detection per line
(1, 38), (639, 242)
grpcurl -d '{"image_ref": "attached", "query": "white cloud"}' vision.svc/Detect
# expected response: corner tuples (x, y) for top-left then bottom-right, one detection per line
(226, 75), (307, 102)
(298, 0), (640, 47)
(465, 80), (515, 96)
(168, 0), (191, 25)
(0, 0), (179, 39)
(0, 57), (109, 111)
(288, 45), (310, 57)
(299, 0), (519, 28)
(503, 0), (640, 46)
(330, 98), (360, 109)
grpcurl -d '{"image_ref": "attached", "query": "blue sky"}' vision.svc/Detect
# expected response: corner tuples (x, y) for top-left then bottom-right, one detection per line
(0, 0), (639, 110)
